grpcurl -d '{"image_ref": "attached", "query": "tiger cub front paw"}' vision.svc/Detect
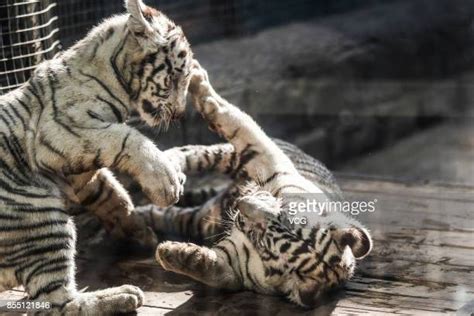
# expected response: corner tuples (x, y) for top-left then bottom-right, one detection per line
(188, 60), (211, 108)
(63, 285), (144, 315)
(156, 241), (199, 272)
(138, 156), (186, 207)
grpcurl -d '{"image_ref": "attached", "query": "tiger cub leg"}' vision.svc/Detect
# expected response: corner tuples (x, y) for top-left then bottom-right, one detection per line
(189, 61), (301, 183)
(164, 144), (236, 177)
(67, 169), (156, 246)
(68, 169), (133, 236)
(3, 190), (143, 315)
(133, 193), (226, 243)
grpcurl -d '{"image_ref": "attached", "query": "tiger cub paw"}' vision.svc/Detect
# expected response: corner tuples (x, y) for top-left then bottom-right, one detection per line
(156, 241), (185, 272)
(156, 241), (210, 273)
(189, 60), (211, 108)
(62, 285), (144, 315)
(138, 154), (186, 207)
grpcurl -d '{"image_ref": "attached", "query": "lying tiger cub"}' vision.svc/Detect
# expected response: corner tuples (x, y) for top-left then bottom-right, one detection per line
(129, 62), (373, 307)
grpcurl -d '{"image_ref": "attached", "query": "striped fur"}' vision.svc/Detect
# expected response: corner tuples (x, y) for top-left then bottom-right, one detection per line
(0, 0), (193, 314)
(152, 63), (373, 307)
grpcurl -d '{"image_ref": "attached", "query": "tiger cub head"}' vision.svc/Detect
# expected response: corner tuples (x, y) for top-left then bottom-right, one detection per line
(125, 0), (193, 127)
(231, 186), (372, 307)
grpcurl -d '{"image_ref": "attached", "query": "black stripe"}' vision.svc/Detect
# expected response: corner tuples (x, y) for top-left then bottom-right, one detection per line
(214, 245), (233, 267)
(0, 112), (13, 131)
(242, 244), (259, 289)
(318, 230), (328, 245)
(0, 213), (21, 220)
(184, 154), (191, 172)
(261, 171), (284, 186)
(82, 179), (105, 206)
(94, 186), (114, 209)
(86, 110), (105, 122)
(265, 266), (284, 277)
(184, 208), (196, 236)
(275, 184), (310, 196)
(211, 148), (223, 170)
(14, 97), (32, 116)
(225, 239), (243, 283)
(164, 57), (173, 74)
(104, 27), (115, 41)
(1, 134), (28, 176)
(296, 257), (311, 272)
(93, 149), (102, 168)
(150, 63), (166, 78)
(79, 71), (129, 114)
(110, 31), (132, 95)
(261, 249), (279, 261)
(48, 77), (81, 138)
(279, 242), (291, 253)
(25, 257), (70, 284)
(96, 96), (124, 122)
(8, 103), (27, 130)
(62, 59), (72, 77)
(233, 148), (258, 177)
(1, 168), (28, 186)
(0, 153), (28, 184)
(35, 79), (45, 95)
(289, 242), (310, 263)
(30, 280), (67, 300)
(310, 237), (334, 275)
(225, 151), (238, 174)
(89, 42), (100, 61)
(55, 116), (81, 138)
(7, 242), (71, 263)
(39, 135), (66, 158)
(0, 220), (68, 232)
(0, 176), (50, 198)
(26, 83), (44, 111)
(188, 206), (200, 238)
(28, 265), (69, 287)
(228, 128), (240, 140)
(2, 107), (18, 126)
(309, 226), (319, 246)
(0, 232), (73, 248)
(111, 132), (130, 167)
(16, 257), (46, 276)
(301, 261), (318, 274)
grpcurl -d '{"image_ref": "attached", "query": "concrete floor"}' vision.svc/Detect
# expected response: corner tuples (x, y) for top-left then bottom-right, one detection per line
(339, 119), (474, 185)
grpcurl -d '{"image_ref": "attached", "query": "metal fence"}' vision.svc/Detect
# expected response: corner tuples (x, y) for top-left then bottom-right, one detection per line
(0, 0), (396, 95)
(56, 0), (323, 48)
(56, 0), (397, 48)
(0, 0), (60, 95)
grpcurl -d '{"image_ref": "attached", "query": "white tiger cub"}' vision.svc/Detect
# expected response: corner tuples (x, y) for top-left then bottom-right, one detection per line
(153, 62), (372, 307)
(0, 0), (193, 314)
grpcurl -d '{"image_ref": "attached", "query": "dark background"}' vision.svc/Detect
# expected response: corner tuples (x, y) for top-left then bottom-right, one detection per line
(2, 0), (474, 183)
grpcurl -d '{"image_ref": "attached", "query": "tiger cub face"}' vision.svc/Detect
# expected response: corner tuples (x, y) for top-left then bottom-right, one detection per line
(126, 0), (193, 127)
(232, 188), (372, 307)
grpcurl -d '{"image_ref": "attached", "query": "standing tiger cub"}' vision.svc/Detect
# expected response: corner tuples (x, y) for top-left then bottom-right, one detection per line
(0, 0), (192, 314)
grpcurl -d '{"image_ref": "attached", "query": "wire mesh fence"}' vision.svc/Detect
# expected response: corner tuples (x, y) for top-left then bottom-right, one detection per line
(0, 0), (60, 95)
(0, 0), (397, 95)
(56, 0), (324, 48)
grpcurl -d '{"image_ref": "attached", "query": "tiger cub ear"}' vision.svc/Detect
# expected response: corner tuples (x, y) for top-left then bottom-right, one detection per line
(125, 0), (164, 43)
(337, 226), (372, 259)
